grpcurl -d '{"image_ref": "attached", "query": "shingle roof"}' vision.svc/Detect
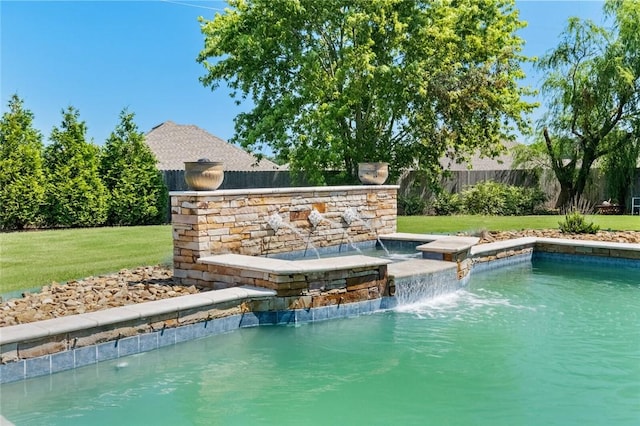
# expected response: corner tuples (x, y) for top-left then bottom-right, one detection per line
(145, 121), (280, 171)
(440, 140), (523, 171)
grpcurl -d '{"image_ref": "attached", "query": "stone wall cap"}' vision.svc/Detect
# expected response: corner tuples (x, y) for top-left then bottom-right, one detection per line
(0, 323), (50, 345)
(470, 237), (537, 256)
(388, 258), (457, 279)
(379, 232), (443, 243)
(0, 287), (276, 346)
(417, 236), (480, 254)
(199, 253), (391, 274)
(170, 185), (399, 197)
(535, 237), (640, 251)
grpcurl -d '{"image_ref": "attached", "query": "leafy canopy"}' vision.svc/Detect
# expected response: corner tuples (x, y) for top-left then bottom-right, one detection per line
(519, 0), (639, 208)
(199, 0), (535, 184)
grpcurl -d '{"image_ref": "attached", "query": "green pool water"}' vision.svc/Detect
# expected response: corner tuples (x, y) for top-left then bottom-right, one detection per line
(1, 259), (638, 425)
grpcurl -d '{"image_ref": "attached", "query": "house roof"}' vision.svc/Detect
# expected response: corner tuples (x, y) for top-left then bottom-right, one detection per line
(145, 121), (280, 171)
(440, 140), (523, 171)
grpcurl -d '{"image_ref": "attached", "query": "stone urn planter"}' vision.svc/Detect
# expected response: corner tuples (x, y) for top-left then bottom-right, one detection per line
(358, 162), (389, 185)
(184, 159), (224, 191)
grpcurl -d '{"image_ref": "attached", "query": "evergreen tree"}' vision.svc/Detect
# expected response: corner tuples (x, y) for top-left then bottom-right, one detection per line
(44, 107), (108, 227)
(0, 95), (47, 230)
(100, 109), (168, 225)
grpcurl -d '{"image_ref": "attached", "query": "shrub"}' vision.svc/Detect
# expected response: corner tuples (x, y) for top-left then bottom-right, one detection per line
(433, 192), (462, 215)
(461, 181), (506, 215)
(461, 181), (546, 215)
(558, 211), (599, 234)
(398, 194), (427, 216)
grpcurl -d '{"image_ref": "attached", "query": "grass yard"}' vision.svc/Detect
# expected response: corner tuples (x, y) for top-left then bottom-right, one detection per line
(397, 214), (640, 234)
(0, 225), (172, 294)
(1, 214), (638, 294)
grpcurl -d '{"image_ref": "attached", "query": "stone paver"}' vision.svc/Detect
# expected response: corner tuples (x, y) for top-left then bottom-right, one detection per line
(416, 236), (480, 255)
(388, 259), (457, 279)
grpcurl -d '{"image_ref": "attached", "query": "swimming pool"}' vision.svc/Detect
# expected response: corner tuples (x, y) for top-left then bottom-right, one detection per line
(1, 258), (638, 425)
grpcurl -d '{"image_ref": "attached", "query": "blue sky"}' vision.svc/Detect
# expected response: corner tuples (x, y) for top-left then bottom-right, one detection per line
(1, 0), (607, 148)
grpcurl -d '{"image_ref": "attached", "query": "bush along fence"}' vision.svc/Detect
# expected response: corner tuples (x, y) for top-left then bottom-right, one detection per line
(162, 167), (640, 218)
(397, 168), (640, 215)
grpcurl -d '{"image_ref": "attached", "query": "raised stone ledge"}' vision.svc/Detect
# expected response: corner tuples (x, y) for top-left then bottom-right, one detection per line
(387, 258), (457, 279)
(198, 253), (392, 274)
(535, 237), (640, 251)
(470, 237), (537, 257)
(470, 237), (639, 260)
(379, 232), (443, 243)
(0, 286), (275, 347)
(417, 236), (480, 255)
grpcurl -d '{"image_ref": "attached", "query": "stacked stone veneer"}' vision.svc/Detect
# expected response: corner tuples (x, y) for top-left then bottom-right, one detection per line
(171, 186), (398, 288)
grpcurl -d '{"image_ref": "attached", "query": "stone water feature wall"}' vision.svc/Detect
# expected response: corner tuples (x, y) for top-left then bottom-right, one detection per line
(171, 186), (398, 288)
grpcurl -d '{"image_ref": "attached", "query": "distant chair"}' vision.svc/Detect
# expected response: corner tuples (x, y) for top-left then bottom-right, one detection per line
(632, 197), (640, 215)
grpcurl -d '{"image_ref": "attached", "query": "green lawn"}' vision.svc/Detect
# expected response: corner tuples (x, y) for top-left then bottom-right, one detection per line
(1, 214), (638, 295)
(0, 225), (173, 294)
(397, 214), (640, 234)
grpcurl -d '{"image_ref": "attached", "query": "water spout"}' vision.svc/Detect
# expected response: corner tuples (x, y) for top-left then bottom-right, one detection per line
(267, 213), (284, 232)
(341, 208), (390, 256)
(342, 208), (359, 226)
(266, 212), (320, 259)
(308, 209), (323, 228)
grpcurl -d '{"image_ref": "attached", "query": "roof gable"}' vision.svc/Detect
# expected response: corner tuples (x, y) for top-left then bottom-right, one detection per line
(145, 121), (280, 171)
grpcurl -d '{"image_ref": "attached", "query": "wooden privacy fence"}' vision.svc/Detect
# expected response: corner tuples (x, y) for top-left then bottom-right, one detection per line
(162, 169), (303, 191)
(399, 168), (640, 212)
(161, 168), (640, 216)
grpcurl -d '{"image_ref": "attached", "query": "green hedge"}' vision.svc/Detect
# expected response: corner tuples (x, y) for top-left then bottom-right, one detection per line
(434, 181), (546, 216)
(0, 96), (168, 231)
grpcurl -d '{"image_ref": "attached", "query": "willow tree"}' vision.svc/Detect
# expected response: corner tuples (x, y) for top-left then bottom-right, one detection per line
(534, 0), (640, 208)
(198, 0), (534, 184)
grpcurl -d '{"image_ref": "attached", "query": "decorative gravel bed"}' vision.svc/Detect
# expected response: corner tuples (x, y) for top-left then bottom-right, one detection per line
(1, 230), (638, 327)
(0, 266), (200, 327)
(478, 229), (640, 244)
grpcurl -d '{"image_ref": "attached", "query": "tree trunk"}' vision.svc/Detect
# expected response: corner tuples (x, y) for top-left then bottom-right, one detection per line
(555, 182), (574, 209)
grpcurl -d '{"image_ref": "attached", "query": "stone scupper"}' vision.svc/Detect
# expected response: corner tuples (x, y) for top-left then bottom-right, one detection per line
(170, 186), (399, 289)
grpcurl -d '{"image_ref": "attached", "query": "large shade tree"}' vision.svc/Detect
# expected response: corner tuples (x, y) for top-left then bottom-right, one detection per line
(529, 0), (639, 208)
(198, 0), (535, 184)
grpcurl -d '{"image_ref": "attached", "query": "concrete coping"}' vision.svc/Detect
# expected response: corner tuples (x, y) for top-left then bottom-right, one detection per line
(534, 237), (640, 251)
(470, 236), (640, 256)
(388, 258), (457, 279)
(199, 253), (392, 274)
(416, 236), (481, 254)
(379, 232), (444, 243)
(170, 185), (400, 197)
(470, 237), (537, 256)
(0, 286), (275, 346)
